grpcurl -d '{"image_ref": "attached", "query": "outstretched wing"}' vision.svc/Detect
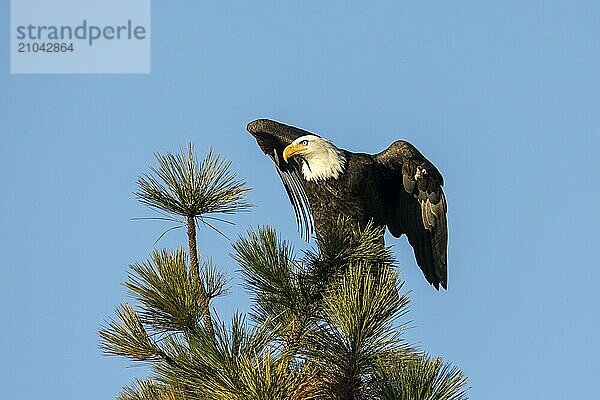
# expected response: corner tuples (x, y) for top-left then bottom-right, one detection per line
(246, 119), (316, 239)
(375, 140), (448, 289)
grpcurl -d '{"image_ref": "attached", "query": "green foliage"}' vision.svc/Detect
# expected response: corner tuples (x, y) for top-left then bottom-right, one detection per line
(117, 379), (183, 400)
(133, 144), (250, 338)
(125, 248), (202, 333)
(309, 218), (395, 276)
(123, 249), (230, 334)
(306, 263), (410, 399)
(233, 226), (312, 344)
(200, 257), (231, 300)
(136, 144), (251, 219)
(99, 303), (162, 362)
(150, 314), (325, 400)
(101, 146), (468, 400)
(373, 354), (468, 400)
(233, 220), (398, 349)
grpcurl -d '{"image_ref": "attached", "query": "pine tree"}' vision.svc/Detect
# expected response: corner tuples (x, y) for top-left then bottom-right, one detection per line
(99, 144), (468, 400)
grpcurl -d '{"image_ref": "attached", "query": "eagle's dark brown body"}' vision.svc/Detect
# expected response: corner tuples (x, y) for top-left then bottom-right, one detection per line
(247, 119), (448, 290)
(304, 152), (385, 235)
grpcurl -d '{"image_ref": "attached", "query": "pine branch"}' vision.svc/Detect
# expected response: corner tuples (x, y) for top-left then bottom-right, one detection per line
(124, 248), (202, 333)
(117, 378), (184, 400)
(305, 263), (411, 399)
(233, 226), (299, 323)
(99, 303), (163, 362)
(201, 257), (231, 300)
(154, 314), (282, 399)
(135, 145), (251, 339)
(206, 351), (324, 400)
(306, 217), (395, 282)
(373, 353), (469, 400)
(186, 215), (215, 337)
(234, 219), (398, 357)
(135, 145), (251, 218)
(233, 226), (318, 352)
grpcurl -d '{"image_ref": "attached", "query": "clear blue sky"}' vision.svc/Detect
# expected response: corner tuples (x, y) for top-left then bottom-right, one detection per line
(1, 1), (599, 399)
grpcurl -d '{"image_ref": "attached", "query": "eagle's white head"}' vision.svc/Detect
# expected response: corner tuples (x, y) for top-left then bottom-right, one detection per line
(282, 135), (346, 182)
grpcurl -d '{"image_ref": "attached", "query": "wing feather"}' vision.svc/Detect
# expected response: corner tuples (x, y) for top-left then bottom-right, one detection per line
(375, 140), (448, 289)
(247, 119), (315, 239)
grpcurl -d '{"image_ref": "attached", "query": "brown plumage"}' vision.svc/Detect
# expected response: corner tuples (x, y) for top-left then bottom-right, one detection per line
(247, 119), (448, 290)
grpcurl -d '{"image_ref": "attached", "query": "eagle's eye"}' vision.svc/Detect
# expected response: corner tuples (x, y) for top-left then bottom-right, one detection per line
(301, 140), (309, 146)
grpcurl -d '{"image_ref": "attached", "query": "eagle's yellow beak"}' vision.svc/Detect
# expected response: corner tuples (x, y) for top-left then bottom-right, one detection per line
(283, 143), (307, 162)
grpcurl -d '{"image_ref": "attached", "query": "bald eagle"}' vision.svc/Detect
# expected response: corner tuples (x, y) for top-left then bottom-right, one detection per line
(247, 119), (448, 290)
